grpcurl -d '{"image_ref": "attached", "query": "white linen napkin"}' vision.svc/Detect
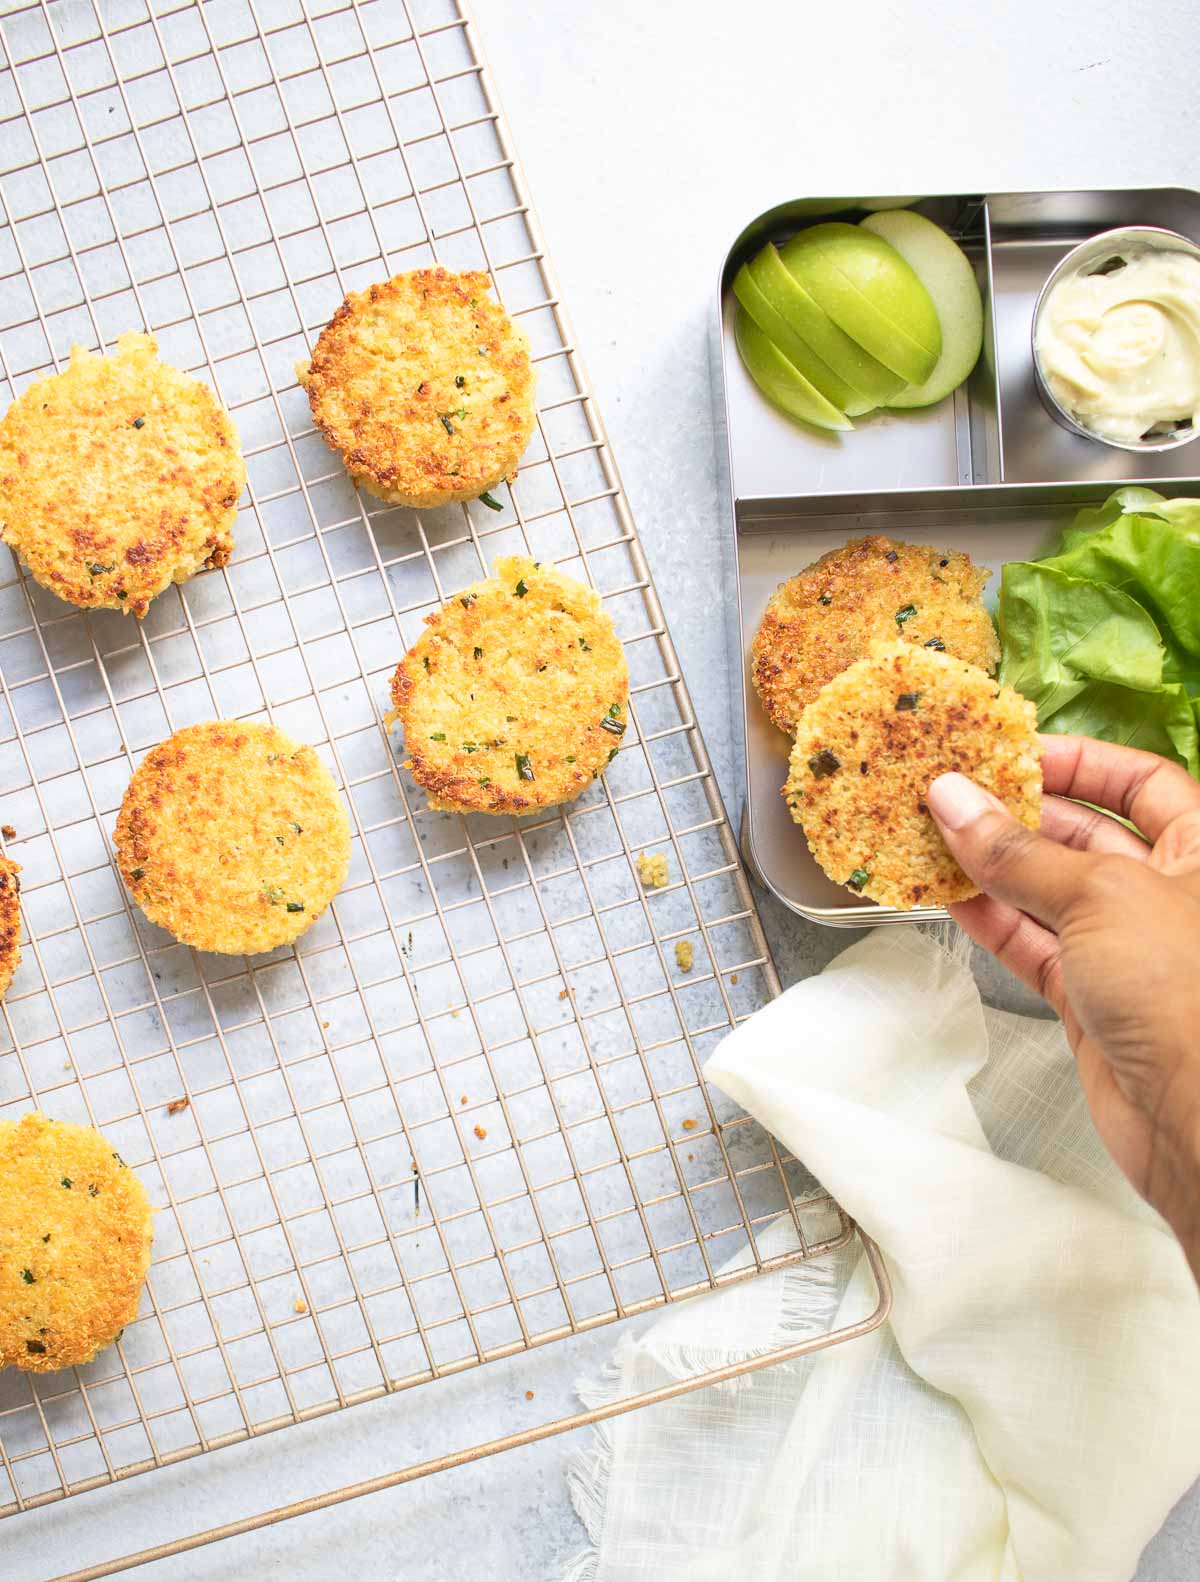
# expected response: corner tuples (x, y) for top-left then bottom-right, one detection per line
(564, 927), (1200, 1582)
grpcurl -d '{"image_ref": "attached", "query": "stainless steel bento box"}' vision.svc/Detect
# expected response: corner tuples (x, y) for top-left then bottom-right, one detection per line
(717, 189), (1200, 925)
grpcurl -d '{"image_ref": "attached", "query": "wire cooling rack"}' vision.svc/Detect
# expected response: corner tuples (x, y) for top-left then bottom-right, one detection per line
(0, 0), (889, 1567)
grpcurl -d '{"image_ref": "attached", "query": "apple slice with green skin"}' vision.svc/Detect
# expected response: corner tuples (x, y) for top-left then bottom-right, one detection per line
(733, 307), (852, 432)
(860, 210), (983, 408)
(732, 264), (874, 416)
(780, 223), (941, 385)
(747, 244), (902, 407)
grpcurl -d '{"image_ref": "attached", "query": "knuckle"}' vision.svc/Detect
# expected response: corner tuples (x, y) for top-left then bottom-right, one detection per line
(1154, 808), (1200, 875)
(1139, 756), (1200, 811)
(1062, 806), (1107, 853)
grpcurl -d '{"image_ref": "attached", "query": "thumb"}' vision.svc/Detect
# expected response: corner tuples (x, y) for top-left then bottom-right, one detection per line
(927, 772), (1090, 927)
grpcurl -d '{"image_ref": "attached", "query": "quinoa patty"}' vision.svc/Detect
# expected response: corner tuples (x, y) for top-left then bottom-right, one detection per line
(299, 268), (536, 510)
(752, 535), (999, 734)
(786, 640), (1041, 910)
(389, 555), (629, 814)
(0, 856), (19, 1001)
(0, 332), (242, 618)
(0, 1112), (153, 1373)
(115, 721), (350, 955)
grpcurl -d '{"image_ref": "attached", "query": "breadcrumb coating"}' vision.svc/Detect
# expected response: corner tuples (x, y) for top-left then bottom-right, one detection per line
(753, 535), (999, 733)
(0, 331), (242, 617)
(786, 641), (1041, 909)
(0, 856), (19, 1001)
(389, 555), (628, 814)
(115, 720), (350, 954)
(299, 268), (536, 509)
(0, 1113), (153, 1373)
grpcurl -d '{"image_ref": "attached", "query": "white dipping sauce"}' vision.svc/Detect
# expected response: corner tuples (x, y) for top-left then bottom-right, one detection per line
(1035, 249), (1200, 444)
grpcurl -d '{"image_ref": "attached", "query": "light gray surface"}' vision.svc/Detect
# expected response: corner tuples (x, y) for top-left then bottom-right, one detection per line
(7, 0), (1199, 1576)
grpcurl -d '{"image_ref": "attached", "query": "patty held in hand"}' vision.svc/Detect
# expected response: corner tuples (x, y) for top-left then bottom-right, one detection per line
(0, 1113), (153, 1373)
(299, 268), (536, 510)
(116, 720), (350, 955)
(390, 555), (629, 814)
(787, 640), (1041, 909)
(0, 331), (242, 617)
(927, 735), (1200, 1285)
(753, 535), (999, 733)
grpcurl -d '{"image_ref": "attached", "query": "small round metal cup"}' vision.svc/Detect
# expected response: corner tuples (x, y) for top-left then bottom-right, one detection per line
(1031, 224), (1200, 454)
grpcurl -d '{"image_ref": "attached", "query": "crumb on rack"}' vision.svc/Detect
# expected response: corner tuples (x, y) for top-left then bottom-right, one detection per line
(674, 940), (693, 972)
(636, 850), (669, 890)
(525, 1389), (535, 1400)
(294, 1298), (308, 1314)
(1, 825), (14, 840)
(682, 1118), (697, 1132)
(730, 972), (739, 985)
(558, 987), (569, 1000)
(473, 1123), (487, 1140)
(166, 1096), (189, 1115)
(460, 1094), (469, 1105)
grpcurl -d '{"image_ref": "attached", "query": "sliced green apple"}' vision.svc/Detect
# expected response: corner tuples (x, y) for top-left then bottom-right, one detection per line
(780, 223), (941, 385)
(747, 243), (902, 407)
(860, 210), (983, 408)
(733, 307), (852, 432)
(732, 264), (873, 416)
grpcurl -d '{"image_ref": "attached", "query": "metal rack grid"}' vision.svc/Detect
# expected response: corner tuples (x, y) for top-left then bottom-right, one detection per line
(0, 0), (888, 1562)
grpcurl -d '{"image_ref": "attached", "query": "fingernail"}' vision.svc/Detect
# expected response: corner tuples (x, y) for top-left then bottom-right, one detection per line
(927, 772), (994, 830)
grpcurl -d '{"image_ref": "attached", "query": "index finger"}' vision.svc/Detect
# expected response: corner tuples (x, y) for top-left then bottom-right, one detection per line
(1038, 734), (1200, 842)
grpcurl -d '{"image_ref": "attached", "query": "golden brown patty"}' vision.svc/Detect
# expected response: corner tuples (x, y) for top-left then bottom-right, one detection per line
(389, 555), (629, 814)
(0, 1112), (153, 1373)
(0, 331), (243, 618)
(299, 268), (536, 509)
(0, 856), (19, 1001)
(786, 641), (1041, 910)
(752, 535), (999, 733)
(115, 721), (350, 955)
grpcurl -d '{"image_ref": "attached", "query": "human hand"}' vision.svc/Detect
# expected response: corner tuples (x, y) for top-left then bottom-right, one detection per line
(926, 736), (1200, 1283)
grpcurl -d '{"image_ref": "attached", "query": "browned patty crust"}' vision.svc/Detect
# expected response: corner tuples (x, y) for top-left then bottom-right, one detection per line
(786, 641), (1041, 909)
(752, 535), (999, 733)
(0, 1112), (153, 1373)
(389, 555), (629, 814)
(0, 855), (19, 1001)
(0, 331), (242, 618)
(115, 720), (350, 955)
(299, 268), (536, 509)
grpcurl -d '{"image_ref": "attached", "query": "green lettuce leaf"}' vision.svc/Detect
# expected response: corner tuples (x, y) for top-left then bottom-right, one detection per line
(1048, 505), (1200, 689)
(997, 563), (1164, 714)
(1057, 486), (1171, 547)
(1041, 681), (1200, 778)
(997, 489), (1200, 778)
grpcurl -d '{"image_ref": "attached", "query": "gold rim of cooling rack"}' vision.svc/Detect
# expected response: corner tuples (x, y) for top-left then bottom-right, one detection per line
(46, 1233), (890, 1582)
